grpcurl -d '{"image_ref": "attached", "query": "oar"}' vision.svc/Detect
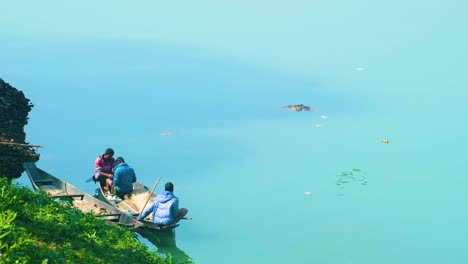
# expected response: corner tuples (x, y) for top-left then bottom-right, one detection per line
(182, 217), (192, 220)
(139, 177), (161, 216)
(85, 175), (95, 183)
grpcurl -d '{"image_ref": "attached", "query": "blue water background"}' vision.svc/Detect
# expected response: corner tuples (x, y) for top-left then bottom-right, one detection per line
(2, 2), (468, 262)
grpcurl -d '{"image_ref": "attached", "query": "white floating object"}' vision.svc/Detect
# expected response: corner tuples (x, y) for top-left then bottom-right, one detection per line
(304, 192), (312, 195)
(355, 67), (365, 71)
(315, 124), (322, 127)
(320, 115), (328, 119)
(161, 132), (171, 136)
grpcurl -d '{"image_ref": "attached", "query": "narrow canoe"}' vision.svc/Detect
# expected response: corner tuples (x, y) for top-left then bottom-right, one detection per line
(22, 162), (136, 227)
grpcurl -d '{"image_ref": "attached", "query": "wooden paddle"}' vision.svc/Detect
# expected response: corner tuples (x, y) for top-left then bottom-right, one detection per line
(139, 177), (161, 216)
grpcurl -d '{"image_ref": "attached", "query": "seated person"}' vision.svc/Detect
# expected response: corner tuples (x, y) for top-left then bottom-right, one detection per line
(94, 148), (115, 190)
(135, 182), (188, 226)
(110, 156), (136, 198)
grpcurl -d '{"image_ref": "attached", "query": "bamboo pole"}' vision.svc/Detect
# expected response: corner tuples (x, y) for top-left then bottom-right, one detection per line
(0, 142), (44, 148)
(139, 177), (161, 215)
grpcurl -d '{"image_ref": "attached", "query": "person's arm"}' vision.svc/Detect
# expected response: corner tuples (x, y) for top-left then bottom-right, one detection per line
(100, 171), (113, 178)
(131, 168), (136, 182)
(171, 198), (179, 218)
(94, 157), (113, 178)
(113, 168), (120, 190)
(94, 157), (102, 172)
(137, 202), (158, 221)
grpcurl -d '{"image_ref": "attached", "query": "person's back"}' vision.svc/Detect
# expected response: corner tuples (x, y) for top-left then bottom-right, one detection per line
(112, 157), (135, 197)
(153, 191), (178, 225)
(137, 182), (188, 226)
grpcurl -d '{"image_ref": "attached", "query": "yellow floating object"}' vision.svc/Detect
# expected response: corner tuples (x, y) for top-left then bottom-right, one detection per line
(381, 139), (389, 144)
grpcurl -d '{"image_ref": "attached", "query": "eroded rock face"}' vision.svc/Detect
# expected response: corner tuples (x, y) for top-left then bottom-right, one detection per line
(0, 78), (39, 180)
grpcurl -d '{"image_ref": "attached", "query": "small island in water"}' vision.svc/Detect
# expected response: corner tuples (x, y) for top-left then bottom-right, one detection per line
(282, 104), (313, 112)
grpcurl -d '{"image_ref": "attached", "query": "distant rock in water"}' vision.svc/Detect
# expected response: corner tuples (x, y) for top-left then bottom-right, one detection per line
(282, 104), (313, 112)
(0, 78), (39, 180)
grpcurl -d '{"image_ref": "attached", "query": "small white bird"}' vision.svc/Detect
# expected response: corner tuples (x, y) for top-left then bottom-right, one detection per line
(304, 192), (312, 195)
(161, 132), (171, 136)
(315, 124), (322, 127)
(320, 115), (328, 119)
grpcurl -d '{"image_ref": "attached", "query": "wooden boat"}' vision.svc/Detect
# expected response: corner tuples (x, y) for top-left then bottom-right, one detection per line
(97, 181), (179, 231)
(22, 162), (136, 227)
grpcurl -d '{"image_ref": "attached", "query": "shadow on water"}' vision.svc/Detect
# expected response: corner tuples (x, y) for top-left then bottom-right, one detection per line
(136, 228), (193, 263)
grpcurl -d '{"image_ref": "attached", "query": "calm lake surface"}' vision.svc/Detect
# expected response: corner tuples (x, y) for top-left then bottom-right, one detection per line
(3, 3), (468, 262)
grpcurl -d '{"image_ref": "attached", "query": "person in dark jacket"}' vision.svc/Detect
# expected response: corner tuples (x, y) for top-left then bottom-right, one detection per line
(136, 182), (188, 226)
(110, 156), (136, 198)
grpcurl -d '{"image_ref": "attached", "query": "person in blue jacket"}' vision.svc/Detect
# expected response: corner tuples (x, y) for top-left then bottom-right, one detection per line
(110, 156), (136, 198)
(135, 182), (188, 226)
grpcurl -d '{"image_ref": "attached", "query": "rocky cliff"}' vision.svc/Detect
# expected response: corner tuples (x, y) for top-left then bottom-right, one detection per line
(0, 78), (39, 180)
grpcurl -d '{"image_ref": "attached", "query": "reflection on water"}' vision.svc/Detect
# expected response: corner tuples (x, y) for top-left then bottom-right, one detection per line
(137, 228), (193, 263)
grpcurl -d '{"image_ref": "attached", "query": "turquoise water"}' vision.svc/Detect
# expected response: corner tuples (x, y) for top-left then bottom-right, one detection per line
(3, 2), (468, 262)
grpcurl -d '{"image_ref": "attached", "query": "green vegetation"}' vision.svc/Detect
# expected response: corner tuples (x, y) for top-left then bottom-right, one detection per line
(0, 178), (179, 264)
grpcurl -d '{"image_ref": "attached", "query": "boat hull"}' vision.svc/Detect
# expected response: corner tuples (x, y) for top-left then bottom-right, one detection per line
(22, 162), (136, 227)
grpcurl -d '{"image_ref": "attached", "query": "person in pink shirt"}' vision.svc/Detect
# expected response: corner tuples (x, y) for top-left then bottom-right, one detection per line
(93, 148), (116, 190)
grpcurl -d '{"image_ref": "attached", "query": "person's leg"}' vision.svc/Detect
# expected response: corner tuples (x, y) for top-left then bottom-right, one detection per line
(98, 174), (107, 189)
(116, 191), (130, 200)
(106, 178), (113, 192)
(175, 208), (188, 223)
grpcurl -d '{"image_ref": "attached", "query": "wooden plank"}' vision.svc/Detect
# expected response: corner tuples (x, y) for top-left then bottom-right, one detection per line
(54, 194), (85, 200)
(144, 222), (179, 231)
(35, 180), (54, 185)
(95, 213), (122, 222)
(0, 142), (43, 148)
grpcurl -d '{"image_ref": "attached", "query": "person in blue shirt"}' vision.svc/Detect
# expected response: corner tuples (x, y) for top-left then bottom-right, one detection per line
(111, 156), (136, 198)
(135, 182), (188, 226)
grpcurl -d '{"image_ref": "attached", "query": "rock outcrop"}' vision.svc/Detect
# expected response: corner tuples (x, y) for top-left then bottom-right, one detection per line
(282, 104), (313, 112)
(0, 78), (39, 180)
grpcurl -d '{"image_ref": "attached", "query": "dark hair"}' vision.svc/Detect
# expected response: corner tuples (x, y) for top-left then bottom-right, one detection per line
(104, 148), (114, 156)
(116, 157), (125, 163)
(165, 182), (174, 192)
